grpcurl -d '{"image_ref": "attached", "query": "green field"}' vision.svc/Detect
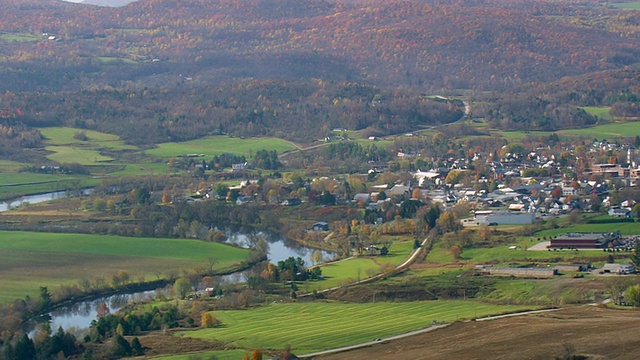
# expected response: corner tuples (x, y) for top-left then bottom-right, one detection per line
(0, 231), (251, 304)
(610, 1), (640, 9)
(557, 121), (640, 138)
(579, 106), (613, 121)
(0, 33), (39, 42)
(535, 222), (640, 237)
(0, 160), (27, 172)
(45, 146), (115, 165)
(145, 136), (297, 159)
(39, 127), (138, 151)
(0, 173), (94, 200)
(155, 350), (248, 360)
(178, 301), (532, 354)
(313, 240), (414, 290)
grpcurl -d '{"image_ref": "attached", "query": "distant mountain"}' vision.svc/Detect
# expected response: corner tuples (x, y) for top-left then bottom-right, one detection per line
(62, 0), (137, 6)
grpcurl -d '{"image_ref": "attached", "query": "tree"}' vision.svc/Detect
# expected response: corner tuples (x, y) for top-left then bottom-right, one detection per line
(450, 245), (462, 260)
(436, 211), (461, 233)
(631, 240), (640, 268)
(252, 349), (264, 360)
(311, 250), (323, 265)
(14, 333), (36, 360)
(39, 286), (53, 312)
(173, 278), (191, 299)
(624, 285), (640, 307)
(131, 337), (144, 356)
(201, 312), (219, 328)
(568, 209), (581, 224)
(111, 334), (132, 358)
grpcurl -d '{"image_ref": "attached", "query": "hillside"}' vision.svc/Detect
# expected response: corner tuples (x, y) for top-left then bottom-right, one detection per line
(1, 0), (640, 149)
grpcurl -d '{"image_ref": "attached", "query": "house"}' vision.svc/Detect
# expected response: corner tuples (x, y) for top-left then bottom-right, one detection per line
(461, 210), (535, 227)
(414, 170), (440, 187)
(387, 184), (410, 198)
(602, 263), (636, 274)
(549, 232), (621, 249)
(554, 263), (591, 272)
(353, 193), (372, 204)
(232, 162), (248, 171)
(486, 267), (557, 278)
(311, 221), (330, 231)
(608, 207), (631, 218)
(281, 198), (301, 206)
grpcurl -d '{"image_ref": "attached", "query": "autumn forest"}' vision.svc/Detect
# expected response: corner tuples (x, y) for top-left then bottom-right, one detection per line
(1, 0), (640, 156)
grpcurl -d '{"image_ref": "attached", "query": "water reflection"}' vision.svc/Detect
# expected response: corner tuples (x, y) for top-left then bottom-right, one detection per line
(32, 228), (335, 335)
(0, 189), (93, 212)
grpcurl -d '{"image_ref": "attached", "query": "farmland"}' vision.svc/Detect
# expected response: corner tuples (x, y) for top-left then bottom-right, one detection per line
(145, 136), (297, 159)
(316, 306), (640, 360)
(178, 301), (532, 354)
(0, 231), (251, 304)
(557, 121), (640, 138)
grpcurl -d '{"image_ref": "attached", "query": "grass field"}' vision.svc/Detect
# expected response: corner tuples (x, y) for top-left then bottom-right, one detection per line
(44, 146), (115, 165)
(155, 350), (248, 360)
(0, 33), (39, 42)
(0, 173), (95, 200)
(579, 106), (613, 121)
(0, 160), (27, 172)
(0, 231), (251, 304)
(179, 301), (532, 354)
(535, 222), (640, 237)
(425, 235), (612, 266)
(145, 136), (297, 159)
(39, 127), (138, 150)
(314, 240), (415, 290)
(557, 121), (640, 138)
(610, 1), (640, 9)
(318, 307), (640, 360)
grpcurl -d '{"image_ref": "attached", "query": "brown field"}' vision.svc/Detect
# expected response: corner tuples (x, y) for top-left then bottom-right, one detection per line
(316, 306), (640, 360)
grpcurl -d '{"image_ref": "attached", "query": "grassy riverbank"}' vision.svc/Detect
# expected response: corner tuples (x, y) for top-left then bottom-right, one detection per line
(0, 231), (252, 304)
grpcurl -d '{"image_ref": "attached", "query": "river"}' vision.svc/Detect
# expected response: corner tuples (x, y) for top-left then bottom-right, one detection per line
(0, 189), (93, 212)
(9, 191), (335, 334)
(26, 224), (334, 336)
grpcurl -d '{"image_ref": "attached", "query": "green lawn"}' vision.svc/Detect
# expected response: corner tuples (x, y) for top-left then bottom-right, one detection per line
(426, 236), (612, 265)
(145, 136), (296, 159)
(154, 350), (248, 360)
(460, 244), (605, 264)
(39, 127), (138, 150)
(0, 173), (95, 200)
(0, 33), (39, 42)
(0, 160), (27, 172)
(557, 121), (640, 138)
(610, 1), (640, 9)
(44, 146), (115, 165)
(313, 240), (415, 290)
(579, 106), (612, 121)
(536, 223), (640, 237)
(179, 301), (532, 354)
(0, 231), (251, 304)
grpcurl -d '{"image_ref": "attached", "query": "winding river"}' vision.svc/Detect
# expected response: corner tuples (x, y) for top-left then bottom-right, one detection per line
(9, 193), (335, 335)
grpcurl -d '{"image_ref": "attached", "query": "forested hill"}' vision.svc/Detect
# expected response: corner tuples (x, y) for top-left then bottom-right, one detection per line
(1, 0), (640, 145)
(2, 0), (639, 91)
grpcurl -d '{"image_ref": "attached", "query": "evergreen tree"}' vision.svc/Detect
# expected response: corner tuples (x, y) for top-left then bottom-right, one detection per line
(14, 334), (36, 360)
(631, 240), (640, 268)
(131, 337), (143, 356)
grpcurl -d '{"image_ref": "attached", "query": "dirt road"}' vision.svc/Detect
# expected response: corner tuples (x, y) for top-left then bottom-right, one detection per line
(315, 306), (640, 360)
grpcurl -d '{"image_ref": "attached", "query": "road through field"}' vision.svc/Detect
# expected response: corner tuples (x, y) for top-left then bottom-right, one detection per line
(313, 306), (639, 360)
